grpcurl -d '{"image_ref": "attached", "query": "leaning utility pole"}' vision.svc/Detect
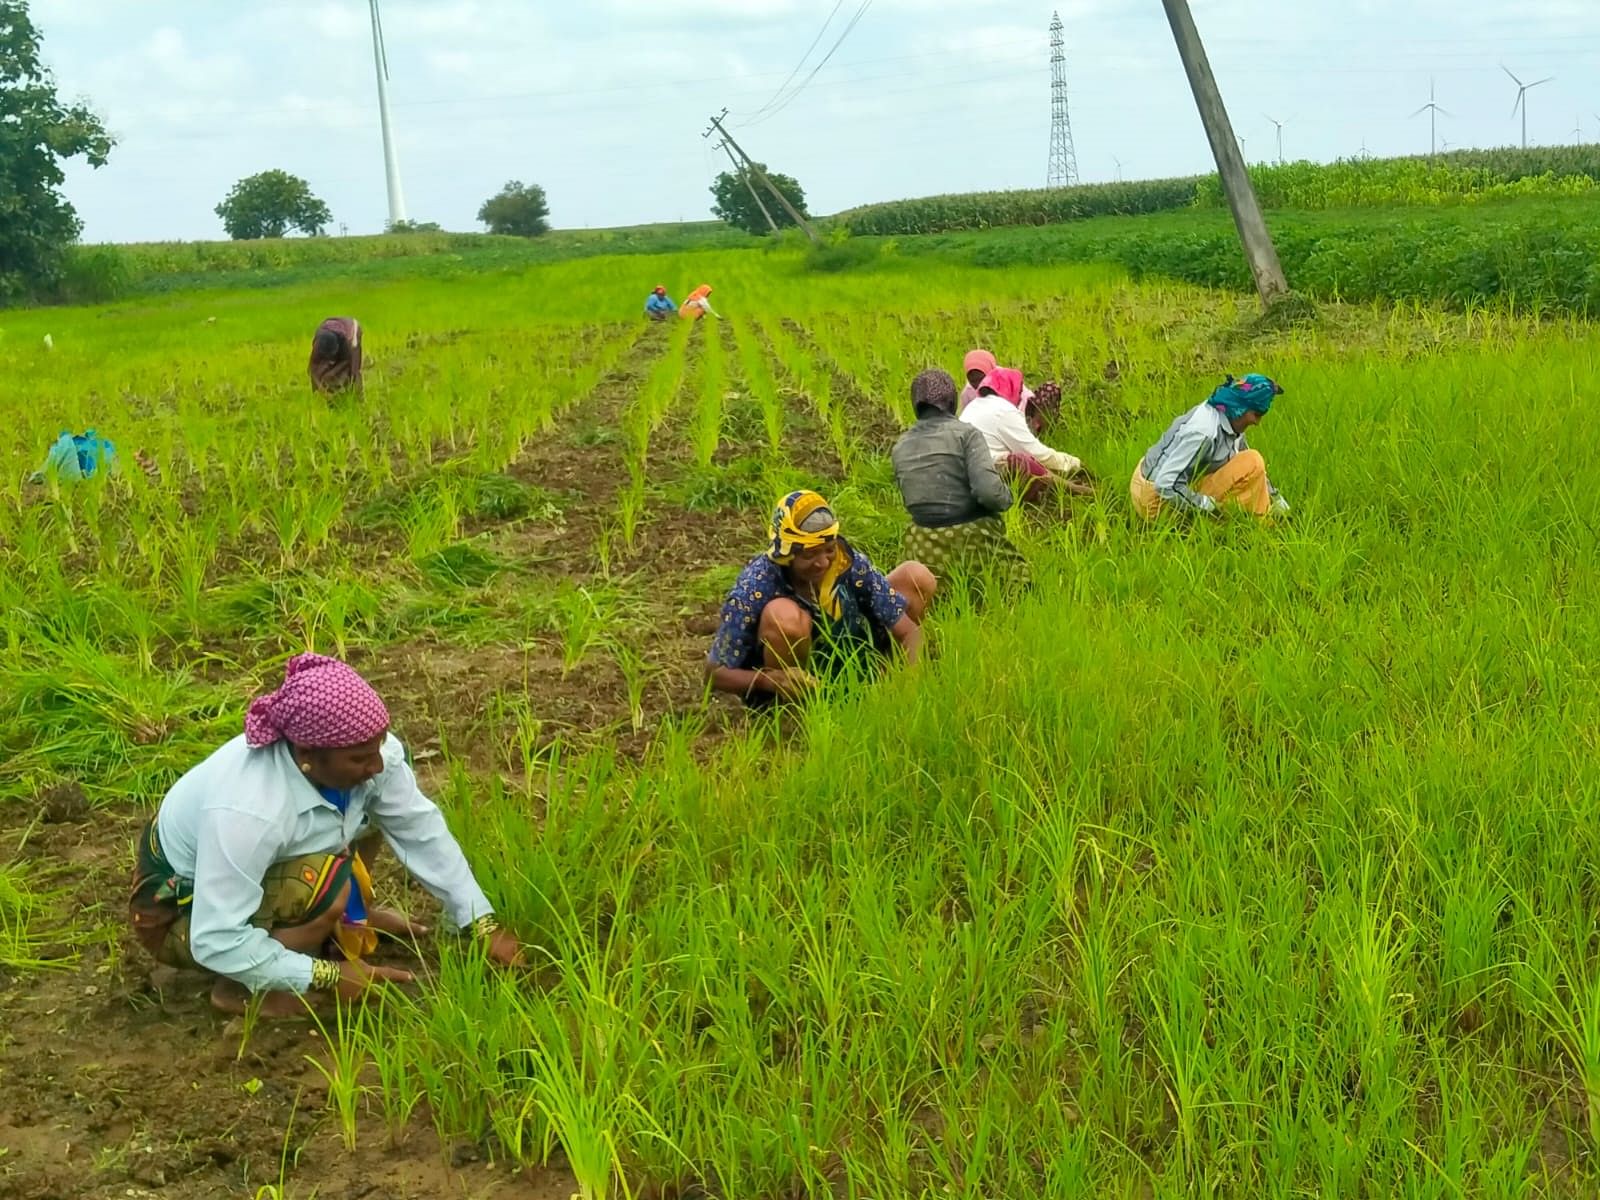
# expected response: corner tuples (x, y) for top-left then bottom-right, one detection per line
(706, 133), (778, 234)
(707, 112), (820, 245)
(369, 0), (408, 227)
(1160, 0), (1288, 306)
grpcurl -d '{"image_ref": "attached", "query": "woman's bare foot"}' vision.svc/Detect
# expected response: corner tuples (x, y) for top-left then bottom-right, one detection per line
(210, 976), (318, 1018)
(366, 907), (430, 939)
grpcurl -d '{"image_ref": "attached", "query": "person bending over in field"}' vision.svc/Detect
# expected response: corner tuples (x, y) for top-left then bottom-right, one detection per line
(308, 316), (362, 394)
(706, 489), (936, 705)
(892, 369), (1023, 576)
(645, 285), (676, 321)
(679, 284), (720, 321)
(1130, 373), (1289, 520)
(129, 653), (524, 1017)
(961, 368), (1094, 502)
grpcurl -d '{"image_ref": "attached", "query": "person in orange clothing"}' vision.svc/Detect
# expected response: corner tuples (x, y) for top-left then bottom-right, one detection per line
(679, 284), (720, 320)
(1130, 374), (1290, 520)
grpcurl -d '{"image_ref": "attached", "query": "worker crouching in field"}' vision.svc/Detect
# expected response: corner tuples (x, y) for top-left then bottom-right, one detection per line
(891, 369), (1023, 576)
(706, 490), (935, 705)
(645, 285), (676, 320)
(1130, 374), (1290, 520)
(308, 316), (362, 394)
(679, 284), (719, 320)
(961, 368), (1095, 502)
(129, 654), (523, 1017)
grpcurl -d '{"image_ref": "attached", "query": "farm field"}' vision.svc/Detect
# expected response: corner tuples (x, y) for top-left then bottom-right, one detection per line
(4, 245), (1600, 1198)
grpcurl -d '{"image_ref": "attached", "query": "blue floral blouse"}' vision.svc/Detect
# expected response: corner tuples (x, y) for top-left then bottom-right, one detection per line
(707, 543), (909, 674)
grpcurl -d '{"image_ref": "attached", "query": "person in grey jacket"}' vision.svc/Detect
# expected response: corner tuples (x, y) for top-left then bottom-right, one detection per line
(1130, 373), (1289, 520)
(892, 369), (1019, 578)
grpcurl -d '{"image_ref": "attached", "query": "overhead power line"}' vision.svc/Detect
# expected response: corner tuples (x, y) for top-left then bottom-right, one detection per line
(737, 0), (875, 128)
(734, 0), (846, 122)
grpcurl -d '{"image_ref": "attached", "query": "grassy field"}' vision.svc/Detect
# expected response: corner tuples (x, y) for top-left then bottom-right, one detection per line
(4, 244), (1600, 1198)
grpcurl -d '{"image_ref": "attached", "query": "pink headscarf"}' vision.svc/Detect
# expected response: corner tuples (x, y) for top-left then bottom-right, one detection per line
(978, 368), (1026, 408)
(963, 348), (997, 379)
(244, 653), (391, 749)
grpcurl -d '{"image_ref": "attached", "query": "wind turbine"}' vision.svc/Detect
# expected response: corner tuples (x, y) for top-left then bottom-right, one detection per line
(370, 0), (408, 227)
(1410, 78), (1451, 157)
(1574, 115), (1586, 146)
(1113, 156), (1123, 182)
(1503, 65), (1552, 150)
(1264, 114), (1287, 165)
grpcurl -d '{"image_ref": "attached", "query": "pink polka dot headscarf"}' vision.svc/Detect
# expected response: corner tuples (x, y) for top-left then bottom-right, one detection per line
(244, 653), (391, 749)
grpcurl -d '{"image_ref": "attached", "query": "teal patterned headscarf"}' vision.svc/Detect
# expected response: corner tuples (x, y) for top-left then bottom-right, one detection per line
(1208, 374), (1282, 420)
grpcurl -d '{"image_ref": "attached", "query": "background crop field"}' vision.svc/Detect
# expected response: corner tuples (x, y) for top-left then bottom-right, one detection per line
(4, 245), (1600, 1198)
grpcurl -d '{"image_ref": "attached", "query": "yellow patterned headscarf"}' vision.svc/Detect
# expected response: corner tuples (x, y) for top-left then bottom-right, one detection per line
(767, 489), (848, 620)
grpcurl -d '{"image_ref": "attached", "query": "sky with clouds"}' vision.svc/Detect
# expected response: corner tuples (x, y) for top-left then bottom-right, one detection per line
(27, 0), (1600, 243)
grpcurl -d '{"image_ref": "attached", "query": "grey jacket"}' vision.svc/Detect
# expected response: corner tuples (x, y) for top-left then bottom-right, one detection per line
(892, 413), (1013, 528)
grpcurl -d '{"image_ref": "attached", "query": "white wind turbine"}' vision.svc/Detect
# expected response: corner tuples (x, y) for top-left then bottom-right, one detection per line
(1503, 65), (1552, 150)
(370, 0), (408, 227)
(1264, 114), (1288, 165)
(1410, 78), (1451, 157)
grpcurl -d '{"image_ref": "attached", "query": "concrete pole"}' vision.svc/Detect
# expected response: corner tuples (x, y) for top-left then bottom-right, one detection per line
(711, 117), (820, 245)
(370, 0), (408, 227)
(1160, 0), (1288, 306)
(719, 140), (779, 234)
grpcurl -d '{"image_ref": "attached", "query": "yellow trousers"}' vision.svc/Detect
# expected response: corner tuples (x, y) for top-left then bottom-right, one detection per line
(1130, 449), (1271, 520)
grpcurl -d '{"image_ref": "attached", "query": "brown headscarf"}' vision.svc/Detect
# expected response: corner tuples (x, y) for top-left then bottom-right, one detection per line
(910, 368), (958, 416)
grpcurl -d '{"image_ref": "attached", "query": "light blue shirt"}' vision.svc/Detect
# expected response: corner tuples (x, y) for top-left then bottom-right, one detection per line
(645, 293), (676, 314)
(155, 734), (492, 994)
(1139, 401), (1285, 515)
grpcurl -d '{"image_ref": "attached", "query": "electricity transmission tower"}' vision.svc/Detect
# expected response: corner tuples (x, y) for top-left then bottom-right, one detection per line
(1046, 12), (1079, 188)
(369, 0), (407, 227)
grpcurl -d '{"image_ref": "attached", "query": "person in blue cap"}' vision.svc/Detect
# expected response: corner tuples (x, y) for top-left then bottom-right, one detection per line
(1130, 373), (1289, 520)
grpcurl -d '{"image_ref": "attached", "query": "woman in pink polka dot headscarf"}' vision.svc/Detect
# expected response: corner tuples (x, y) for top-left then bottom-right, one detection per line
(129, 653), (525, 1017)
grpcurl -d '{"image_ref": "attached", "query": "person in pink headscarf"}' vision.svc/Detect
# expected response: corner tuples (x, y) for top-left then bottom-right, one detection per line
(960, 367), (1094, 502)
(129, 654), (523, 1017)
(957, 347), (1040, 415)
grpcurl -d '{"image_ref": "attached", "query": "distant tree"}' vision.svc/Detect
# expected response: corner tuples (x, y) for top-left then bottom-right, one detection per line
(387, 219), (443, 234)
(215, 170), (332, 239)
(711, 165), (807, 236)
(477, 180), (550, 237)
(0, 0), (115, 302)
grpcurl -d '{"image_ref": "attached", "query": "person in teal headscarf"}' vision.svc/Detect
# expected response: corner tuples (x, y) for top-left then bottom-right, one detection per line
(1130, 374), (1289, 519)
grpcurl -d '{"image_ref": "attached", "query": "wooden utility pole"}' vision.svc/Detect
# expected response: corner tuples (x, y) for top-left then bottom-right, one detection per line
(713, 138), (778, 235)
(708, 112), (820, 245)
(1160, 0), (1289, 307)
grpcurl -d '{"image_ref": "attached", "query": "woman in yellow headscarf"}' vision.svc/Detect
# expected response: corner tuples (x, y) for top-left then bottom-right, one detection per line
(706, 490), (936, 705)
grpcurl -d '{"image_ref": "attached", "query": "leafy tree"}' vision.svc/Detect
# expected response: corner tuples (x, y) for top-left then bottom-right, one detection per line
(387, 219), (442, 234)
(215, 170), (332, 239)
(477, 180), (550, 237)
(711, 165), (806, 236)
(0, 0), (114, 302)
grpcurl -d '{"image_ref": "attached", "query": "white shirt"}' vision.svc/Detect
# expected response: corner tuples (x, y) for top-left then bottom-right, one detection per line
(959, 393), (1081, 476)
(155, 734), (493, 994)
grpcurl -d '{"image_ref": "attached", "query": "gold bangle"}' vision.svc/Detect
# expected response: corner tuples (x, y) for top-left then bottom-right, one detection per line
(470, 914), (501, 940)
(310, 959), (342, 991)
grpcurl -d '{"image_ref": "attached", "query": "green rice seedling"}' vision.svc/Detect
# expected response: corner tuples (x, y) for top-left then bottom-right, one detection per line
(0, 859), (73, 972)
(305, 1002), (370, 1153)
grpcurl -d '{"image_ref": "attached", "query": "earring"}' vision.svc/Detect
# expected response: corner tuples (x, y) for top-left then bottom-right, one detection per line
(300, 762), (313, 774)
